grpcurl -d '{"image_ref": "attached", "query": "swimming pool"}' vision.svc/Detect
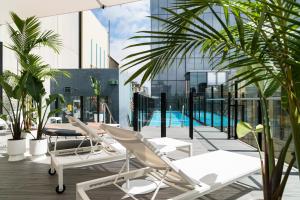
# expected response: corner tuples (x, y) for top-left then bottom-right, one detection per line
(196, 111), (235, 127)
(148, 111), (201, 127)
(148, 110), (235, 127)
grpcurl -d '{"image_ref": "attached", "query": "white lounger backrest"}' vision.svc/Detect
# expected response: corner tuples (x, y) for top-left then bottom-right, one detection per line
(66, 115), (99, 139)
(100, 124), (198, 186)
(101, 124), (168, 169)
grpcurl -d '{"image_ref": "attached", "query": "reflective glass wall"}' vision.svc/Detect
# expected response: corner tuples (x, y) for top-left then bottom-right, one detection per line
(150, 0), (230, 110)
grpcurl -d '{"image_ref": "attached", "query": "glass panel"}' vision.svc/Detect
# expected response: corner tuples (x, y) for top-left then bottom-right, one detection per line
(207, 72), (216, 85)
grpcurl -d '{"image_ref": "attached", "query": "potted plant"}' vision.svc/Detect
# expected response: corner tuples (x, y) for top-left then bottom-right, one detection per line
(0, 71), (27, 161)
(29, 86), (65, 160)
(24, 66), (65, 160)
(121, 0), (300, 199)
(5, 12), (68, 160)
(90, 76), (102, 122)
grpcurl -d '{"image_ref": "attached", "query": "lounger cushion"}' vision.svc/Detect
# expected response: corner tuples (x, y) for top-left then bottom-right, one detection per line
(172, 150), (260, 189)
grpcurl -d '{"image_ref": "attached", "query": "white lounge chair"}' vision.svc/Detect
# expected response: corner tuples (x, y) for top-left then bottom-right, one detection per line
(76, 124), (261, 200)
(49, 116), (193, 194)
(49, 116), (126, 194)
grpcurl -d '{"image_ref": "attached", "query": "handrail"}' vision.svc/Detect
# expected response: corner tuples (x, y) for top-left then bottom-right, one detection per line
(101, 103), (117, 124)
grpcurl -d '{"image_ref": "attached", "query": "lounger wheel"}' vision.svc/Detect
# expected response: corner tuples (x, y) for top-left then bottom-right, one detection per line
(56, 185), (66, 194)
(48, 168), (56, 176)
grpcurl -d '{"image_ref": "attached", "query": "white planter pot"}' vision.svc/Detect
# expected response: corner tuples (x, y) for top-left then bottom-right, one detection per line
(7, 139), (26, 162)
(29, 139), (48, 161)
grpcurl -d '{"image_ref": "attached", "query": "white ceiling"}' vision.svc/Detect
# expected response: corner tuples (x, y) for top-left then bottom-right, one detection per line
(0, 0), (140, 24)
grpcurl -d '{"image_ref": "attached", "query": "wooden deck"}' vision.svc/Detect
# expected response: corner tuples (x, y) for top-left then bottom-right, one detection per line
(0, 126), (299, 200)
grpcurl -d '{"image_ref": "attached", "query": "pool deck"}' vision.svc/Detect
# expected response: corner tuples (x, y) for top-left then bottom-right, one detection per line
(0, 126), (299, 199)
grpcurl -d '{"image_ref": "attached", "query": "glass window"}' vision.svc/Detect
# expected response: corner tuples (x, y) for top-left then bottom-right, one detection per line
(99, 46), (102, 68)
(168, 81), (177, 97)
(103, 50), (106, 68)
(167, 61), (177, 80)
(95, 43), (98, 68)
(217, 72), (226, 85)
(159, 69), (168, 80)
(159, 0), (168, 15)
(176, 59), (186, 80)
(150, 0), (159, 15)
(207, 72), (217, 85)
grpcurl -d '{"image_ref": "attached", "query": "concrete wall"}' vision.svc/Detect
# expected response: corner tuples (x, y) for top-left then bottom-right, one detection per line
(119, 71), (132, 128)
(0, 11), (110, 118)
(51, 68), (119, 122)
(81, 11), (109, 69)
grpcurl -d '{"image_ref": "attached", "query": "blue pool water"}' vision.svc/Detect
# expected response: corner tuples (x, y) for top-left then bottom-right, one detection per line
(197, 111), (235, 127)
(148, 110), (234, 127)
(149, 111), (201, 127)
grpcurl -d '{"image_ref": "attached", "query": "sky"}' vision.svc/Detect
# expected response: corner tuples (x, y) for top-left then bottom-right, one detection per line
(92, 0), (150, 85)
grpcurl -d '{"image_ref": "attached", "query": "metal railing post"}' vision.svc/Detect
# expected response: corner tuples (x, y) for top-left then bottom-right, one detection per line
(80, 96), (84, 121)
(161, 93), (166, 137)
(220, 84), (224, 132)
(211, 87), (214, 127)
(257, 100), (263, 149)
(234, 81), (238, 139)
(227, 92), (231, 139)
(133, 92), (139, 131)
(241, 93), (245, 121)
(96, 95), (100, 122)
(204, 94), (207, 126)
(189, 90), (194, 139)
(198, 96), (201, 121)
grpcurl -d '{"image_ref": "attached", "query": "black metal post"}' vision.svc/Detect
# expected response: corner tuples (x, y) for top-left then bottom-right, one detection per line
(133, 93), (139, 131)
(198, 96), (201, 121)
(55, 98), (59, 117)
(0, 42), (3, 114)
(220, 84), (224, 132)
(78, 12), (82, 69)
(161, 93), (166, 137)
(227, 92), (231, 139)
(241, 93), (245, 122)
(80, 96), (84, 121)
(211, 87), (214, 127)
(234, 82), (238, 139)
(257, 100), (263, 149)
(189, 90), (194, 139)
(141, 96), (144, 127)
(96, 95), (100, 122)
(204, 94), (207, 125)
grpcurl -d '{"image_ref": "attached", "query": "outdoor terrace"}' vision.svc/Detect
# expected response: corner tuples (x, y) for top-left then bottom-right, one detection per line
(0, 126), (299, 200)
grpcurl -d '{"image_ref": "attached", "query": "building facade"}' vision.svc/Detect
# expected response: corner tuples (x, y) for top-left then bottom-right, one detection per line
(0, 11), (130, 125)
(150, 0), (227, 109)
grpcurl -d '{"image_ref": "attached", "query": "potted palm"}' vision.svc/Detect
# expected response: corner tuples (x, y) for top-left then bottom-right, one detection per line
(5, 12), (68, 160)
(90, 76), (102, 122)
(0, 71), (27, 161)
(25, 70), (65, 160)
(121, 0), (300, 199)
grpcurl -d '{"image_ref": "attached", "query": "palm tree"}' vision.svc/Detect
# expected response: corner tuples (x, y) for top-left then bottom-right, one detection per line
(122, 0), (300, 199)
(6, 12), (68, 139)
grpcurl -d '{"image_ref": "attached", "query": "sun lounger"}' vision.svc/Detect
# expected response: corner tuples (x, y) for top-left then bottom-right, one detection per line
(48, 116), (126, 194)
(76, 124), (261, 200)
(49, 116), (193, 195)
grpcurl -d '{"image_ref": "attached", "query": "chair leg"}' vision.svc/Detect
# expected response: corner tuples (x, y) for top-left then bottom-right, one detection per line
(151, 170), (168, 200)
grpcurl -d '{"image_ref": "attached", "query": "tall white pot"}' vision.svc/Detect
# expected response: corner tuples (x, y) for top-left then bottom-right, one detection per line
(29, 139), (48, 161)
(7, 139), (26, 162)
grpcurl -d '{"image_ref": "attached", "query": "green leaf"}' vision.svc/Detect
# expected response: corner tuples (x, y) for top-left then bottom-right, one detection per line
(90, 76), (101, 96)
(255, 124), (264, 133)
(24, 73), (45, 102)
(263, 79), (280, 98)
(236, 121), (253, 138)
